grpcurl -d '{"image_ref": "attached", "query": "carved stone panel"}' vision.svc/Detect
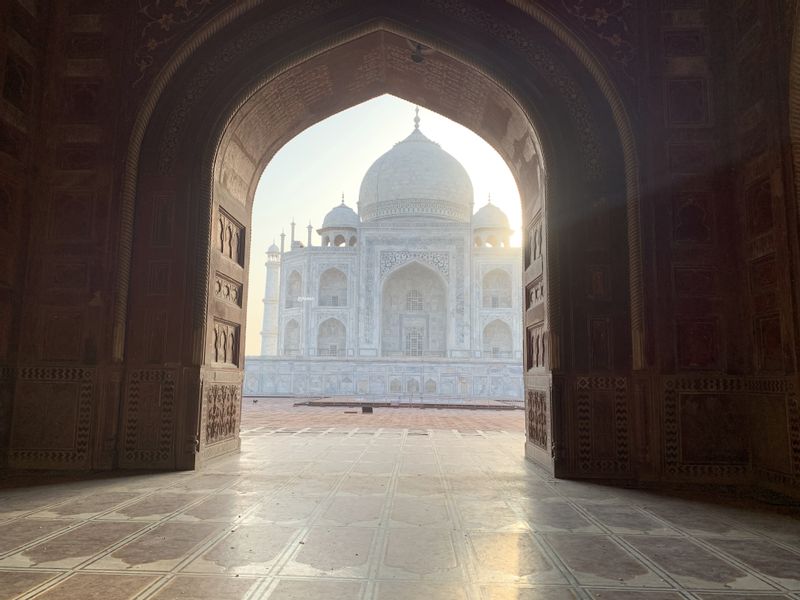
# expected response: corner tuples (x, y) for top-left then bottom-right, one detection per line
(526, 323), (545, 371)
(679, 394), (748, 464)
(576, 377), (629, 474)
(666, 78), (710, 126)
(527, 389), (547, 449)
(211, 319), (240, 366)
(217, 209), (244, 266)
(9, 367), (94, 469)
(122, 369), (176, 468)
(664, 378), (749, 478)
(676, 319), (720, 370)
(214, 273), (243, 307)
(205, 384), (240, 445)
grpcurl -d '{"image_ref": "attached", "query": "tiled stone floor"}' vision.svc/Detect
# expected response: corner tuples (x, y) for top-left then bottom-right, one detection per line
(1, 407), (799, 599)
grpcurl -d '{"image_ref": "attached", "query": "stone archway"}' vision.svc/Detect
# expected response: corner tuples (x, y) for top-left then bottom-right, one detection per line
(381, 262), (448, 358)
(115, 1), (636, 474)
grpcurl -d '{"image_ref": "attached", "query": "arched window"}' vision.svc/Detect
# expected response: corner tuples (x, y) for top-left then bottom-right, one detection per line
(482, 269), (512, 308)
(283, 320), (300, 355)
(406, 289), (424, 312)
(318, 268), (347, 307)
(317, 318), (346, 356)
(286, 271), (302, 308)
(483, 319), (513, 357)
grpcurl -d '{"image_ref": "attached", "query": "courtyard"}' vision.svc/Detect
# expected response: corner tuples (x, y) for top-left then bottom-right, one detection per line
(0, 401), (798, 599)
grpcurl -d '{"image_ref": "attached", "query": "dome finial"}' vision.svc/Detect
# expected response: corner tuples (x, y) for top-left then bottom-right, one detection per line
(414, 106), (420, 130)
(341, 192), (345, 205)
(488, 193), (492, 204)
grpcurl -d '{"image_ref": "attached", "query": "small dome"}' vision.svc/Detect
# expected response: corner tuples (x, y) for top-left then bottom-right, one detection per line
(321, 202), (360, 229)
(267, 242), (280, 254)
(472, 202), (510, 229)
(358, 111), (473, 222)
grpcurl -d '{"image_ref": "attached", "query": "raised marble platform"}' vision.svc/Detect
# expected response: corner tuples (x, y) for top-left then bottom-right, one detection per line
(244, 356), (523, 401)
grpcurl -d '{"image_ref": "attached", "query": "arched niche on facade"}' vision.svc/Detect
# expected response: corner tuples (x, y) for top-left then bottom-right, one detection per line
(318, 268), (347, 307)
(482, 269), (512, 308)
(317, 318), (346, 356)
(285, 271), (303, 308)
(381, 262), (447, 357)
(483, 319), (513, 357)
(283, 319), (300, 355)
(116, 0), (638, 474)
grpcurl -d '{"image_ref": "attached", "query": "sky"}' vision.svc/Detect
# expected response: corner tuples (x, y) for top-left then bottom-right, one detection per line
(245, 94), (521, 356)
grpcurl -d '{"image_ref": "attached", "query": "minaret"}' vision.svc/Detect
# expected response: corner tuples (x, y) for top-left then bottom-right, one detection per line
(290, 219), (296, 247)
(260, 241), (281, 355)
(307, 222), (313, 247)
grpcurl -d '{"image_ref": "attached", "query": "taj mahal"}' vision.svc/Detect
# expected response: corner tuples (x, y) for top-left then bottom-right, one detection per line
(244, 111), (523, 401)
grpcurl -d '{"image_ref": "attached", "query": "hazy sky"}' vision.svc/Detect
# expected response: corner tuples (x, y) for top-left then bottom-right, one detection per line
(245, 94), (521, 355)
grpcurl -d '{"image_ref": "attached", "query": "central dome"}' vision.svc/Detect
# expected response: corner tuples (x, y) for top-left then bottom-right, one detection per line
(358, 121), (474, 223)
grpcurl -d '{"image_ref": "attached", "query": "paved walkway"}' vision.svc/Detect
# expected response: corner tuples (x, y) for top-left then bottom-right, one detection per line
(241, 397), (525, 433)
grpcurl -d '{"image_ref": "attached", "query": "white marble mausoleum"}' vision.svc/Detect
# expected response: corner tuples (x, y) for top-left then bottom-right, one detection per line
(245, 113), (523, 401)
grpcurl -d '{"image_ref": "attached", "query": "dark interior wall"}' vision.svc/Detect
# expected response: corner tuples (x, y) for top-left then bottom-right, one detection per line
(726, 0), (800, 490)
(0, 0), (797, 495)
(0, 0), (131, 470)
(0, 0), (49, 465)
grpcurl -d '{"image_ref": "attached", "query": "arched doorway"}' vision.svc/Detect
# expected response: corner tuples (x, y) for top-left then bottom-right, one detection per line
(117, 1), (636, 475)
(381, 262), (448, 358)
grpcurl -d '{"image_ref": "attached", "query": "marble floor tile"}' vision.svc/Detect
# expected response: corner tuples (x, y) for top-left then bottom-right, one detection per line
(466, 531), (567, 584)
(513, 501), (600, 533)
(266, 578), (365, 599)
(147, 574), (261, 599)
(480, 586), (580, 599)
(0, 570), (60, 600)
(31, 573), (157, 600)
(624, 535), (776, 590)
(0, 521), (146, 568)
(373, 581), (471, 600)
(381, 528), (462, 580)
(395, 475), (446, 496)
(546, 533), (664, 588)
(0, 519), (75, 554)
(172, 492), (259, 522)
(705, 537), (800, 589)
(243, 495), (323, 525)
(338, 475), (392, 496)
(100, 492), (199, 520)
(455, 499), (528, 530)
(280, 526), (375, 577)
(87, 522), (220, 571)
(30, 492), (141, 519)
(183, 524), (299, 574)
(389, 495), (450, 527)
(587, 591), (685, 599)
(578, 504), (678, 535)
(693, 594), (793, 599)
(318, 495), (386, 526)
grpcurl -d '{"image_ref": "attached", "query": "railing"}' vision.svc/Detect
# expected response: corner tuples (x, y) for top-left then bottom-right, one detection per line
(318, 296), (346, 307)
